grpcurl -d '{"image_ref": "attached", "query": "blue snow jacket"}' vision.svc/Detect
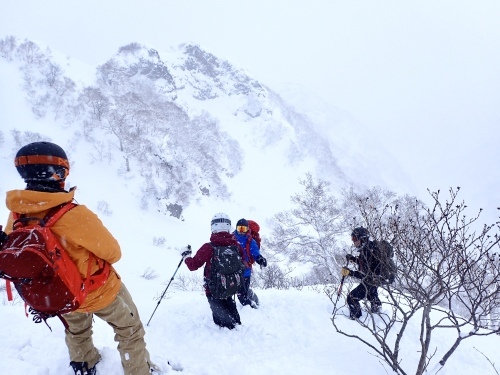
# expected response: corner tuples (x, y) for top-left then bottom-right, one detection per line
(233, 231), (261, 278)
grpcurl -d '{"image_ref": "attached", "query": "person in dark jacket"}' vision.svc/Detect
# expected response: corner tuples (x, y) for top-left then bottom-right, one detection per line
(183, 213), (244, 329)
(341, 226), (382, 320)
(233, 218), (267, 308)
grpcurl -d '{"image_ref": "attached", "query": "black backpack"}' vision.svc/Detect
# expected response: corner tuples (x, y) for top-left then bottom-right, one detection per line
(373, 240), (397, 285)
(207, 244), (244, 299)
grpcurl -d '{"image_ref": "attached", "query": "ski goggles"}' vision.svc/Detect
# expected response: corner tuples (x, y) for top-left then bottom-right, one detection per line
(236, 225), (249, 234)
(211, 218), (231, 225)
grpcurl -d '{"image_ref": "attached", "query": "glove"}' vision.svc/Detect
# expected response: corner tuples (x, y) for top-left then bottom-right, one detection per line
(256, 255), (267, 267)
(346, 254), (356, 263)
(181, 245), (192, 258)
(341, 267), (351, 277)
(0, 226), (7, 246)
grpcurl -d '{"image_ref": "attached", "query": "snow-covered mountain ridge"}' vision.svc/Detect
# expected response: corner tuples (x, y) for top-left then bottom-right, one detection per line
(0, 36), (413, 223)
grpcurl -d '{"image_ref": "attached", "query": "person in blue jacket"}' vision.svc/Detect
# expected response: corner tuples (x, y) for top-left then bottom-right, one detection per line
(233, 218), (267, 308)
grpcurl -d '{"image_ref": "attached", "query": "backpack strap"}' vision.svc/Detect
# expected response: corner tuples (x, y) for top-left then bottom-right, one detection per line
(44, 203), (110, 290)
(27, 305), (69, 332)
(209, 242), (217, 265)
(86, 254), (110, 292)
(11, 201), (77, 229)
(5, 280), (13, 301)
(47, 203), (111, 292)
(244, 236), (254, 267)
(43, 202), (78, 227)
(12, 214), (44, 230)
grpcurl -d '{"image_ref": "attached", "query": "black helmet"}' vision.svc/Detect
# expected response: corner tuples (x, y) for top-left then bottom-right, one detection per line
(15, 141), (70, 183)
(351, 227), (369, 242)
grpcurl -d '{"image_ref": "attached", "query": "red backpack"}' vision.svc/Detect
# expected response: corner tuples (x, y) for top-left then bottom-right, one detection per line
(248, 220), (261, 249)
(0, 202), (110, 329)
(241, 220), (262, 267)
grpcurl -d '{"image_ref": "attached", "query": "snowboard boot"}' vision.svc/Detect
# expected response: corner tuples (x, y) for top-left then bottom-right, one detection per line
(70, 361), (96, 375)
(348, 303), (362, 320)
(349, 312), (362, 320)
(248, 289), (259, 309)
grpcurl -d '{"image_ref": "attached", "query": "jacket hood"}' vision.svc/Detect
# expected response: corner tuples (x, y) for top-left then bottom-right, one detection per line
(6, 188), (76, 214)
(210, 231), (238, 247)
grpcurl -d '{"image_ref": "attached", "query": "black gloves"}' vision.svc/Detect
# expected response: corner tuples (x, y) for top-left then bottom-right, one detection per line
(346, 254), (356, 263)
(0, 226), (8, 247)
(256, 255), (267, 267)
(181, 245), (192, 259)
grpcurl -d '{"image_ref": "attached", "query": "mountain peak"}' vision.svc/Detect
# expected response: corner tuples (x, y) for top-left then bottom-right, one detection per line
(0, 35), (413, 221)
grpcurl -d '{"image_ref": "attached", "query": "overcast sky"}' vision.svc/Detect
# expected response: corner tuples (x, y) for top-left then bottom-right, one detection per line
(1, 0), (499, 223)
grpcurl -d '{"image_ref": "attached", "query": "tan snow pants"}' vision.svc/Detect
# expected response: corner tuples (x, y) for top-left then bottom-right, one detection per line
(64, 283), (153, 375)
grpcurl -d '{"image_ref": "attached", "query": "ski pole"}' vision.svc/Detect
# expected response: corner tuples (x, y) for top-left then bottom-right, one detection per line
(333, 259), (350, 315)
(146, 245), (191, 326)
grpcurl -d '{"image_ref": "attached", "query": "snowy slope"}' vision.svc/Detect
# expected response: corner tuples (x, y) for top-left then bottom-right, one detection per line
(0, 39), (499, 375)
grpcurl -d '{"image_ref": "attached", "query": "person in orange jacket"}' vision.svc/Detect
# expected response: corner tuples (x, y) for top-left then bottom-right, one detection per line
(4, 141), (156, 375)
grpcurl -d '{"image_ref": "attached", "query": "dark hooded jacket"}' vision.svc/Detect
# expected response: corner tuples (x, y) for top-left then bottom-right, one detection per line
(350, 240), (382, 286)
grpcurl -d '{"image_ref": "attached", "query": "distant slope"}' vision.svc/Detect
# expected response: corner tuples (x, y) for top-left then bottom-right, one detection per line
(0, 36), (414, 222)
